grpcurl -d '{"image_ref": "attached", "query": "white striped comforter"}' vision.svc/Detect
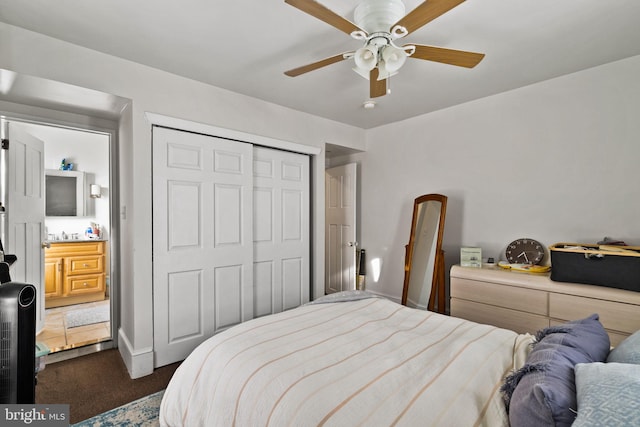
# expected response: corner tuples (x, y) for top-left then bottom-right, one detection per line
(160, 297), (532, 427)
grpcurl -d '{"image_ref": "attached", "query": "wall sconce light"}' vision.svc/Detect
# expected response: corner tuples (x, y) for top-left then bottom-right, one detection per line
(90, 184), (102, 198)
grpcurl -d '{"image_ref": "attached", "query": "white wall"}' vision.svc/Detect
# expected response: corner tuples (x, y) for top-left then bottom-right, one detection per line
(351, 55), (640, 302)
(0, 22), (365, 377)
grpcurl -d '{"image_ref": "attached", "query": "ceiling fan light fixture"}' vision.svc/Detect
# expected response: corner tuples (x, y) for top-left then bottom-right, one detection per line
(283, 0), (485, 99)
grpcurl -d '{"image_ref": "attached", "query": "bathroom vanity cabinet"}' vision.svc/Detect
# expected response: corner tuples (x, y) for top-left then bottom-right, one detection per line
(44, 240), (106, 308)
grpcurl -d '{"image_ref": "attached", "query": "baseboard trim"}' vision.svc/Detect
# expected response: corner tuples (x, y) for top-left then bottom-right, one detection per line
(118, 328), (154, 379)
(45, 340), (114, 365)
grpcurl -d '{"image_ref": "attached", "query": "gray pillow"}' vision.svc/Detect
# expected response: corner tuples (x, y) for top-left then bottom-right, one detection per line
(607, 329), (640, 364)
(573, 362), (640, 426)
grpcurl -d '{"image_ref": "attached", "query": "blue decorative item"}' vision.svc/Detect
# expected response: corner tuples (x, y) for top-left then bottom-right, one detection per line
(59, 158), (74, 170)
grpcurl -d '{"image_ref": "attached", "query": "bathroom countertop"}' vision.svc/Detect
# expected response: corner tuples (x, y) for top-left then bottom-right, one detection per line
(47, 238), (108, 243)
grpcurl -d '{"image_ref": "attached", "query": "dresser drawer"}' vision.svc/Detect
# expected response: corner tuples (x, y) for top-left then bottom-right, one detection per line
(550, 293), (640, 335)
(451, 277), (548, 316)
(66, 255), (104, 275)
(67, 274), (105, 295)
(451, 298), (549, 334)
(450, 265), (640, 345)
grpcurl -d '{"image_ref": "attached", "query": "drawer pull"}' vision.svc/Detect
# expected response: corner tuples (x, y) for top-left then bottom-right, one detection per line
(83, 263), (89, 267)
(83, 282), (88, 287)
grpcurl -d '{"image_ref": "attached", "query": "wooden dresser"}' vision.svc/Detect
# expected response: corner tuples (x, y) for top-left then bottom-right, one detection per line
(44, 240), (106, 308)
(450, 265), (640, 346)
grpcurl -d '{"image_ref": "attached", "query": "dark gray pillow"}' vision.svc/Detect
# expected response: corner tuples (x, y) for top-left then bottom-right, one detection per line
(502, 314), (610, 427)
(607, 329), (640, 364)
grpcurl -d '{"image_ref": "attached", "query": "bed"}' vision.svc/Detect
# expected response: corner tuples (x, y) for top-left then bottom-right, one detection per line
(161, 290), (639, 426)
(160, 292), (533, 426)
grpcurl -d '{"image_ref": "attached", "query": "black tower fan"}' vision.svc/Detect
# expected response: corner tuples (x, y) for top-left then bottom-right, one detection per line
(0, 282), (37, 404)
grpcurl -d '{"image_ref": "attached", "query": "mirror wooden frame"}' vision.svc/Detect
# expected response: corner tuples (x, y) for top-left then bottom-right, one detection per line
(401, 193), (448, 313)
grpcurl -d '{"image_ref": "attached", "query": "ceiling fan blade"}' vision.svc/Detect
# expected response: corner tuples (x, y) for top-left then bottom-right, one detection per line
(284, 52), (352, 77)
(370, 69), (387, 98)
(393, 0), (466, 35)
(285, 0), (364, 36)
(410, 44), (485, 68)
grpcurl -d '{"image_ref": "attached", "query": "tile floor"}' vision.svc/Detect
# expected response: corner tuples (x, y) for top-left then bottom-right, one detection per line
(37, 299), (111, 353)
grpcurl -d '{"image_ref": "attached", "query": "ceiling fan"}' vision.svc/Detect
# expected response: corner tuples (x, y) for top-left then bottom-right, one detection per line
(284, 0), (485, 99)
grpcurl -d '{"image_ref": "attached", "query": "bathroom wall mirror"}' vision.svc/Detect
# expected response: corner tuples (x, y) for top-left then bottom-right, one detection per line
(45, 169), (86, 216)
(401, 194), (447, 313)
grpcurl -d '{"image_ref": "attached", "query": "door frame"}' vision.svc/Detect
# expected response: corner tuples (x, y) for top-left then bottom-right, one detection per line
(0, 111), (120, 354)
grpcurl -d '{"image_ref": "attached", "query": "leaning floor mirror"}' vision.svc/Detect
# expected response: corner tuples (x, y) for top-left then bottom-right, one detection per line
(401, 194), (448, 313)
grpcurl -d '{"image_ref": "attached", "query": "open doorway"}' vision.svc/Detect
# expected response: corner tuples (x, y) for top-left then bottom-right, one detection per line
(10, 121), (113, 354)
(325, 144), (363, 296)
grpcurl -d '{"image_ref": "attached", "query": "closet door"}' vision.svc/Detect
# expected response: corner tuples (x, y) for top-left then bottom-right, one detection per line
(253, 147), (310, 317)
(152, 127), (254, 367)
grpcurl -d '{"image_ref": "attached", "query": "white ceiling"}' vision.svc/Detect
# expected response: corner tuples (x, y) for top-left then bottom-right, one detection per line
(1, 0), (639, 129)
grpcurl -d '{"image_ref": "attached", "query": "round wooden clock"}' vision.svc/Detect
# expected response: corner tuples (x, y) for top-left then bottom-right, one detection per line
(505, 238), (545, 265)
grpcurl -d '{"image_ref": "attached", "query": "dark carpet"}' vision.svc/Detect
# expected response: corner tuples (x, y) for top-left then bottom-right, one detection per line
(36, 349), (180, 424)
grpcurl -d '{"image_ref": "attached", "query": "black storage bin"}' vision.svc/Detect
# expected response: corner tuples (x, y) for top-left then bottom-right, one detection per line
(550, 243), (640, 292)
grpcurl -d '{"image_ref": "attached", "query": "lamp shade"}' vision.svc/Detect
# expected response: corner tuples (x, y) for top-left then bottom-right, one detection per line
(354, 45), (378, 72)
(381, 45), (407, 73)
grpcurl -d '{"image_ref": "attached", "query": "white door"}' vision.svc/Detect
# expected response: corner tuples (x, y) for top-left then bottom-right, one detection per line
(253, 147), (310, 316)
(152, 127), (254, 367)
(325, 163), (357, 295)
(3, 122), (46, 331)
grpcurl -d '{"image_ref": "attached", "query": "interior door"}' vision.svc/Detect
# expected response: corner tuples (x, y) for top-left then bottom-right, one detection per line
(2, 121), (46, 332)
(325, 163), (357, 294)
(152, 126), (254, 367)
(253, 146), (310, 316)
